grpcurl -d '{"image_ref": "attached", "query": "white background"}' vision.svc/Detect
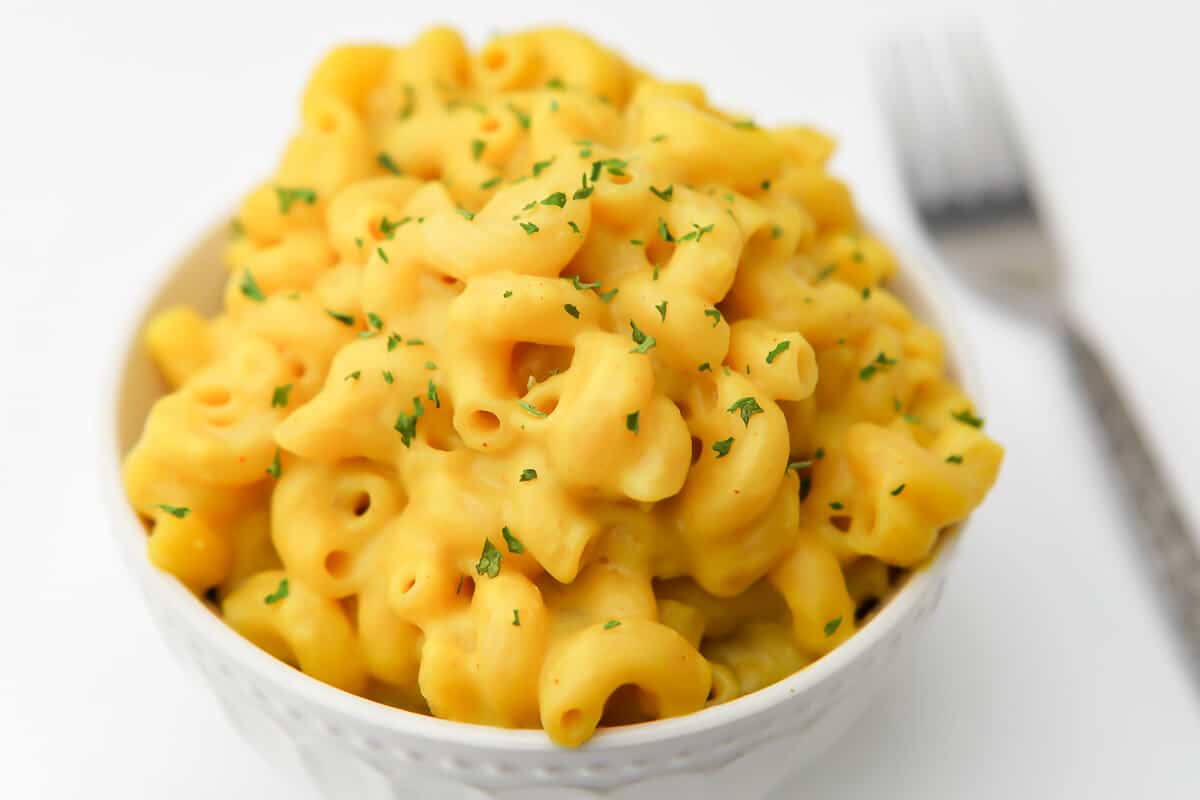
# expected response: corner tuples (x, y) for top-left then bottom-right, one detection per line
(3, 0), (1199, 797)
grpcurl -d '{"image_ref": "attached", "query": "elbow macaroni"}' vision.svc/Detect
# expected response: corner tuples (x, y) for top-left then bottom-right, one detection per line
(123, 26), (1003, 746)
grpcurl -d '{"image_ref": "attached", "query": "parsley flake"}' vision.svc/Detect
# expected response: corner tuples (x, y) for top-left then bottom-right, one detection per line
(824, 616), (843, 637)
(272, 384), (293, 408)
(326, 309), (355, 327)
(519, 468), (537, 482)
(532, 158), (555, 177)
(732, 119), (758, 129)
(650, 184), (674, 201)
(569, 275), (601, 290)
(946, 454), (964, 464)
(771, 224), (783, 239)
(507, 102), (530, 130)
(952, 409), (985, 428)
(470, 139), (486, 161)
(377, 247), (389, 264)
(816, 264), (837, 282)
(766, 340), (790, 364)
(698, 362), (712, 372)
(890, 483), (906, 496)
(519, 221), (539, 235)
(712, 437), (734, 458)
(512, 609), (521, 626)
(650, 133), (668, 142)
(456, 207), (476, 221)
(264, 578), (289, 604)
(541, 191), (566, 208)
(394, 396), (425, 447)
(830, 501), (844, 510)
(598, 287), (619, 303)
(345, 370), (361, 381)
(427, 380), (440, 408)
(155, 503), (190, 519)
(475, 538), (502, 578)
(275, 186), (316, 214)
(657, 217), (674, 242)
(239, 269), (266, 302)
(704, 308), (722, 327)
(377, 152), (402, 175)
(629, 320), (656, 354)
(266, 448), (282, 478)
(604, 619), (621, 630)
(858, 352), (898, 381)
(502, 526), (524, 554)
(626, 410), (639, 434)
(481, 175), (502, 190)
(564, 303), (580, 319)
(655, 300), (668, 321)
(503, 290), (513, 298)
(518, 400), (547, 418)
(568, 220), (580, 234)
(382, 370), (394, 384)
(727, 396), (764, 426)
(573, 173), (594, 200)
(387, 333), (402, 351)
(366, 312), (383, 330)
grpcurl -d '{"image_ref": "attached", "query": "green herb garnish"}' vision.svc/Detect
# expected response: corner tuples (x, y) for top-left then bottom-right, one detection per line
(650, 184), (674, 201)
(271, 384), (293, 408)
(275, 186), (316, 214)
(626, 411), (639, 434)
(519, 468), (537, 482)
(712, 437), (734, 458)
(475, 538), (502, 578)
(727, 396), (764, 426)
(629, 320), (656, 354)
(264, 578), (289, 604)
(155, 504), (190, 519)
(239, 269), (266, 302)
(377, 152), (402, 175)
(766, 340), (790, 364)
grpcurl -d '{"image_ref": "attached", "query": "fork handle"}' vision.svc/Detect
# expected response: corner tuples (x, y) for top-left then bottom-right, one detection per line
(1064, 323), (1200, 687)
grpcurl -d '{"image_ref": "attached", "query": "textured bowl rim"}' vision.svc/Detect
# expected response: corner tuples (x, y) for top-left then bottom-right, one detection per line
(99, 207), (980, 754)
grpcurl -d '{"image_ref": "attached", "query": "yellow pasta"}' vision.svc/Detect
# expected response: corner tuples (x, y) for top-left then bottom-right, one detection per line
(123, 26), (1003, 746)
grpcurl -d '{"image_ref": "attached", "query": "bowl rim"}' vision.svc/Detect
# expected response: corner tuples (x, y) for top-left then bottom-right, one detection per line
(99, 208), (980, 754)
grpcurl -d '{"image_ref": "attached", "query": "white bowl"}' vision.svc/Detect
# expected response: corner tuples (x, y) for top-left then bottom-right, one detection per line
(101, 214), (979, 800)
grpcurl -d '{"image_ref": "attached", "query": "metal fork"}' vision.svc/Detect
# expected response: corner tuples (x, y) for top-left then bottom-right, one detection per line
(874, 27), (1200, 690)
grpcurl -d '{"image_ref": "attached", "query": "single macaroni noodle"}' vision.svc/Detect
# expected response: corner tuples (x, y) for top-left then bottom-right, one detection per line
(124, 26), (1004, 746)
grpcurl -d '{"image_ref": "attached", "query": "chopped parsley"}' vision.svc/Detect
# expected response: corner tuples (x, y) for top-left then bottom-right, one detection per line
(275, 186), (316, 214)
(387, 333), (402, 351)
(765, 340), (790, 364)
(377, 247), (389, 264)
(629, 320), (656, 354)
(650, 133), (668, 143)
(570, 275), (601, 290)
(345, 370), (361, 381)
(727, 396), (764, 426)
(546, 76), (565, 89)
(239, 268), (266, 302)
(407, 338), (425, 346)
(512, 609), (521, 626)
(698, 362), (712, 372)
(678, 222), (714, 243)
(862, 286), (872, 300)
(655, 300), (668, 321)
(481, 175), (503, 190)
(541, 191), (567, 208)
(456, 208), (476, 221)
(519, 221), (539, 235)
(657, 217), (674, 242)
(598, 287), (619, 303)
(155, 503), (190, 519)
(326, 309), (355, 327)
(824, 616), (843, 637)
(604, 619), (622, 630)
(564, 303), (580, 319)
(786, 460), (813, 472)
(377, 152), (402, 175)
(761, 180), (772, 191)
(518, 400), (547, 418)
(271, 384), (293, 408)
(425, 361), (437, 370)
(626, 410), (639, 434)
(799, 474), (813, 501)
(732, 119), (758, 129)
(470, 139), (486, 161)
(573, 173), (594, 200)
(568, 221), (581, 234)
(946, 454), (964, 464)
(712, 437), (734, 458)
(519, 468), (537, 482)
(630, 239), (644, 246)
(829, 501), (844, 510)
(264, 578), (289, 605)
(503, 290), (513, 298)
(650, 184), (674, 201)
(502, 526), (524, 554)
(427, 380), (440, 408)
(771, 224), (783, 239)
(891, 483), (906, 496)
(816, 264), (837, 282)
(475, 538), (502, 578)
(507, 102), (530, 129)
(266, 448), (282, 478)
(951, 409), (985, 428)
(366, 312), (383, 330)
(704, 308), (722, 327)
(394, 396), (425, 447)
(532, 158), (555, 177)
(858, 352), (898, 381)
(382, 370), (394, 384)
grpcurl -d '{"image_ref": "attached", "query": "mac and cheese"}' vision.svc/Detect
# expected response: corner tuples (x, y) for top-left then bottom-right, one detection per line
(124, 26), (1003, 746)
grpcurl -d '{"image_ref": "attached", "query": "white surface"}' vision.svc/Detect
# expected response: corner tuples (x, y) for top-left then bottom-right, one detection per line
(2, 0), (1198, 798)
